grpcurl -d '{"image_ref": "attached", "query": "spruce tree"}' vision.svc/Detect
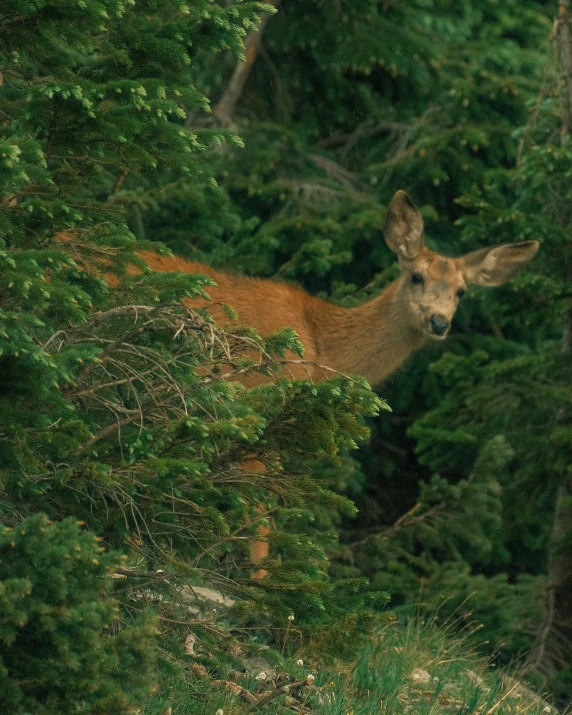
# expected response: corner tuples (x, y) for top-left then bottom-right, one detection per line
(407, 6), (572, 696)
(0, 514), (157, 714)
(0, 1), (390, 702)
(125, 0), (556, 672)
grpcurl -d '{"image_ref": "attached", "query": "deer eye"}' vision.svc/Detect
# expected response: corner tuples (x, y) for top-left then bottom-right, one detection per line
(411, 272), (423, 285)
(456, 287), (466, 298)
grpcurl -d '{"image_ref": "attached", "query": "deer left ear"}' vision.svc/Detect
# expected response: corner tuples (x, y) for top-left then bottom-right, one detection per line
(462, 240), (539, 287)
(384, 190), (425, 261)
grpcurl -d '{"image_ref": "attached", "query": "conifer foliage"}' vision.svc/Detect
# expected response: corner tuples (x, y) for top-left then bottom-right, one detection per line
(135, 0), (566, 691)
(0, 514), (157, 714)
(2, 0), (570, 709)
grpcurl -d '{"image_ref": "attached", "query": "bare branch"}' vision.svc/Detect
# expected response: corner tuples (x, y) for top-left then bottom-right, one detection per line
(346, 501), (448, 550)
(247, 678), (310, 711)
(191, 663), (258, 704)
(212, 3), (279, 127)
(307, 153), (364, 190)
(317, 119), (414, 154)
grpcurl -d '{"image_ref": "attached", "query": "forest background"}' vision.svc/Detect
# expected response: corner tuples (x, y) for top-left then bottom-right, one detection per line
(1, 0), (572, 713)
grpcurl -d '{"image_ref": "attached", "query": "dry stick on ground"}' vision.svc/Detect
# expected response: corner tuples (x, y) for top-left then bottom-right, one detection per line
(246, 678), (311, 711)
(191, 662), (311, 711)
(212, 2), (278, 127)
(191, 663), (259, 705)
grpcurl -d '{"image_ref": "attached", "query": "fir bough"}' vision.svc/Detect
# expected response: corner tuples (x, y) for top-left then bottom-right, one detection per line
(0, 513), (157, 714)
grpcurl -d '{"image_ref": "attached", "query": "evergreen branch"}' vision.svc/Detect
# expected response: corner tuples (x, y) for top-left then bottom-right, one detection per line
(61, 299), (361, 457)
(65, 305), (220, 390)
(45, 155), (121, 166)
(280, 359), (363, 383)
(193, 507), (276, 567)
(316, 119), (414, 155)
(74, 305), (160, 328)
(70, 367), (247, 456)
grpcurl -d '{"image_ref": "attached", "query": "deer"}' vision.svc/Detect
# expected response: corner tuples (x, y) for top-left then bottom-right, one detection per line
(136, 190), (539, 385)
(126, 190), (540, 576)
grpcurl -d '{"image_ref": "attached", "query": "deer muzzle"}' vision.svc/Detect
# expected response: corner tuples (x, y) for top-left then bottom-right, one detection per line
(430, 314), (450, 337)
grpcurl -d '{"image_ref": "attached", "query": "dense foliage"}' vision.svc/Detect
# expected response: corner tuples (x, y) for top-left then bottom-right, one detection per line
(0, 514), (157, 713)
(1, 0), (571, 710)
(0, 1), (389, 711)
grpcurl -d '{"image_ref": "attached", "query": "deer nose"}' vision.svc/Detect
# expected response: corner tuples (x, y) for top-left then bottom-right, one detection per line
(430, 315), (450, 336)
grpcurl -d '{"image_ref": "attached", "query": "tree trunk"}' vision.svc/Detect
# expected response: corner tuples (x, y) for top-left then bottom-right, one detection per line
(527, 476), (572, 676)
(527, 0), (572, 679)
(212, 3), (278, 127)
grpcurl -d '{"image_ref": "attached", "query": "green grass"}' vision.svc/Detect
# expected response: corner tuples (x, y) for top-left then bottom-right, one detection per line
(142, 615), (555, 715)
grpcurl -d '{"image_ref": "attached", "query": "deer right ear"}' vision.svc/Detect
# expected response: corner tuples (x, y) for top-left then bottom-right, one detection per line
(462, 241), (540, 287)
(384, 190), (424, 261)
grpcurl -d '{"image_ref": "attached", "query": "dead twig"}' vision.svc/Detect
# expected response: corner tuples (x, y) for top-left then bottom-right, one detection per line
(191, 663), (258, 704)
(346, 501), (447, 549)
(247, 678), (310, 711)
(211, 3), (279, 127)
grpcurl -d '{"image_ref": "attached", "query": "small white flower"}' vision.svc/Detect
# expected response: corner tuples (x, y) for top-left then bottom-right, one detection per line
(255, 671), (267, 681)
(543, 708), (551, 714)
(288, 614), (295, 621)
(216, 710), (224, 715)
(296, 659), (304, 666)
(306, 673), (315, 684)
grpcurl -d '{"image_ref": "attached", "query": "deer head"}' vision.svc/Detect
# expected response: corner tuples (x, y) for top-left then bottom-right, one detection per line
(384, 190), (539, 340)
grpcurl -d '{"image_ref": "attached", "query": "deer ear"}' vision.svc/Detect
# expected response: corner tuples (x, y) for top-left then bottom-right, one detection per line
(384, 190), (424, 261)
(462, 241), (539, 287)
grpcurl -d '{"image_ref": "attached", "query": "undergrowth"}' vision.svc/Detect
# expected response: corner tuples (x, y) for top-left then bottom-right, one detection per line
(143, 613), (555, 715)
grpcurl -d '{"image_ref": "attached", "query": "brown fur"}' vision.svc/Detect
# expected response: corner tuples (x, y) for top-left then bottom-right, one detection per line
(134, 190), (539, 578)
(136, 250), (429, 386)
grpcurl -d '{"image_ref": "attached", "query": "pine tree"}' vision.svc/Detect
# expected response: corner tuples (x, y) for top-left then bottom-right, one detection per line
(0, 513), (157, 714)
(121, 0), (556, 673)
(391, 4), (572, 697)
(0, 0), (390, 699)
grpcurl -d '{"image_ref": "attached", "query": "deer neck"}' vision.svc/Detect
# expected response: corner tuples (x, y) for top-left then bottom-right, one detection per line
(309, 279), (427, 386)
